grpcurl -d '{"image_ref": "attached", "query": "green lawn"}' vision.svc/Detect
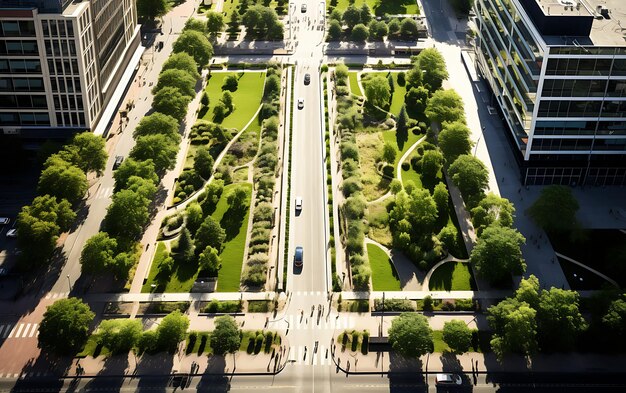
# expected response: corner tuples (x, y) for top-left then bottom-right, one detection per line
(401, 164), (423, 189)
(429, 262), (476, 291)
(213, 183), (253, 292)
(141, 239), (200, 293)
(367, 243), (401, 291)
(388, 73), (407, 115)
(348, 72), (362, 96)
(76, 334), (111, 358)
(381, 129), (422, 170)
(330, 0), (419, 15)
(202, 71), (266, 130)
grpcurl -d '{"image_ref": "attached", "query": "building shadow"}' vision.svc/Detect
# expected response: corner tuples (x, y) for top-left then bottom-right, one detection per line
(135, 353), (174, 393)
(81, 353), (129, 392)
(10, 351), (73, 393)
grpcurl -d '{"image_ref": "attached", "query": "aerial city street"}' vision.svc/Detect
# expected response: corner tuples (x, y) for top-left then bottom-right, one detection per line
(0, 0), (625, 391)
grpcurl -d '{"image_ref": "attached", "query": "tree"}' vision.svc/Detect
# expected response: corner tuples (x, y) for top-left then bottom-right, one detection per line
(184, 18), (207, 33)
(387, 73), (395, 95)
(471, 193), (515, 236)
(133, 112), (180, 143)
(359, 3), (372, 24)
(222, 75), (239, 92)
(213, 102), (227, 123)
(105, 189), (150, 239)
(514, 274), (540, 309)
(114, 158), (159, 191)
(470, 225), (526, 284)
(388, 18), (400, 36)
(329, 8), (343, 22)
(153, 86), (191, 122)
(421, 150), (444, 181)
(388, 313), (433, 357)
(206, 11), (225, 35)
(368, 20), (388, 40)
(172, 30), (213, 68)
(433, 182), (449, 220)
(406, 65), (423, 88)
(161, 52), (200, 80)
(210, 315), (241, 355)
(185, 202), (203, 235)
(407, 188), (438, 236)
(17, 209), (60, 267)
(126, 175), (157, 201)
(603, 295), (626, 337)
(417, 48), (448, 91)
(381, 141), (396, 164)
(335, 64), (349, 81)
(342, 5), (361, 30)
(110, 251), (137, 281)
(130, 134), (178, 173)
(263, 74), (281, 99)
(527, 185), (579, 234)
(488, 301), (538, 360)
(443, 320), (472, 353)
(98, 319), (143, 354)
(242, 6), (283, 40)
(38, 298), (95, 355)
(174, 227), (195, 264)
(198, 245), (221, 276)
(221, 91), (234, 113)
(448, 155), (489, 202)
(22, 194), (75, 231)
(194, 146), (214, 179)
(66, 132), (107, 175)
(153, 68), (197, 98)
(80, 232), (118, 275)
(364, 75), (391, 109)
(425, 89), (465, 123)
(38, 161), (87, 204)
(396, 105), (409, 138)
(195, 215), (226, 252)
(399, 18), (418, 40)
(451, 0), (473, 14)
(157, 310), (190, 352)
(227, 187), (248, 210)
(351, 23), (369, 42)
(537, 287), (587, 350)
(438, 121), (472, 165)
(327, 20), (342, 41)
(406, 86), (429, 114)
(136, 0), (167, 20)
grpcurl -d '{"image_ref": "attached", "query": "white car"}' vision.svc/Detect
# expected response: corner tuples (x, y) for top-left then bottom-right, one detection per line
(297, 98), (304, 109)
(435, 373), (462, 385)
(0, 217), (9, 225)
(5, 228), (17, 238)
(295, 196), (302, 211)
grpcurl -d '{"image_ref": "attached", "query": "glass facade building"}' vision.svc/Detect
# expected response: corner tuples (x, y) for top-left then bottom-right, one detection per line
(474, 0), (626, 185)
(0, 0), (139, 139)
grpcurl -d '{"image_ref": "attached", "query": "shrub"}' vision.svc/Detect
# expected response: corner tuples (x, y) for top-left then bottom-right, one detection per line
(253, 202), (274, 222)
(344, 195), (366, 220)
(340, 142), (359, 161)
(247, 253), (269, 266)
(423, 295), (434, 311)
(374, 298), (416, 312)
(397, 72), (406, 86)
(349, 254), (366, 267)
(342, 177), (363, 197)
(202, 300), (242, 313)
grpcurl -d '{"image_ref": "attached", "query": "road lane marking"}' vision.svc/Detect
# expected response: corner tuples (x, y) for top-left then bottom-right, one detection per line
(15, 323), (27, 338)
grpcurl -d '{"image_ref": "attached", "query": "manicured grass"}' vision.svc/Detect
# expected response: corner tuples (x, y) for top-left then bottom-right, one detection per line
(428, 262), (477, 291)
(141, 242), (174, 293)
(367, 243), (401, 291)
(432, 330), (450, 353)
(213, 183), (253, 292)
(401, 163), (423, 189)
(388, 73), (408, 115)
(201, 72), (266, 130)
(381, 129), (422, 170)
(141, 239), (199, 293)
(330, 0), (419, 15)
(186, 332), (212, 355)
(348, 72), (362, 96)
(240, 330), (281, 354)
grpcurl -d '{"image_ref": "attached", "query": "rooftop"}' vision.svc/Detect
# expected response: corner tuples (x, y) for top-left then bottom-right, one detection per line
(531, 0), (626, 46)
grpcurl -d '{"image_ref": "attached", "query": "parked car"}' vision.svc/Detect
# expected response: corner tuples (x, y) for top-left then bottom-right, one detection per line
(294, 246), (303, 267)
(0, 217), (9, 225)
(297, 98), (304, 109)
(304, 73), (310, 85)
(295, 196), (302, 212)
(435, 373), (462, 385)
(113, 155), (124, 169)
(301, 4), (307, 12)
(5, 228), (17, 238)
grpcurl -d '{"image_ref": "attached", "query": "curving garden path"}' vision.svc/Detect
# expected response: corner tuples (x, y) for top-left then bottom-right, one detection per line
(421, 255), (470, 291)
(364, 238), (424, 291)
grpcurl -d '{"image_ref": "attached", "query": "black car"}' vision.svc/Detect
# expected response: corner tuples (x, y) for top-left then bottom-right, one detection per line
(113, 155), (124, 169)
(304, 73), (310, 85)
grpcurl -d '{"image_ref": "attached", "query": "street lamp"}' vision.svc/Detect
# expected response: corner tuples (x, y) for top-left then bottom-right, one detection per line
(66, 274), (72, 292)
(474, 127), (485, 156)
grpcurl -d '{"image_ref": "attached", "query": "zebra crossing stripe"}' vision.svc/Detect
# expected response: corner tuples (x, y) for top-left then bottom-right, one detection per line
(1, 324), (13, 339)
(0, 325), (4, 338)
(14, 324), (25, 338)
(29, 323), (38, 338)
(6, 325), (17, 339)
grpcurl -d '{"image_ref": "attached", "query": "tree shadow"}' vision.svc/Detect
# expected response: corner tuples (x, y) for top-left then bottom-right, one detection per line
(373, 0), (416, 16)
(11, 351), (72, 393)
(135, 352), (173, 392)
(82, 353), (129, 392)
(396, 127), (408, 152)
(220, 205), (247, 241)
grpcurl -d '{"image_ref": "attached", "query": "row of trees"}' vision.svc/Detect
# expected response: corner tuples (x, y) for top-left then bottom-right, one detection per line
(242, 63), (283, 288)
(38, 297), (243, 356)
(334, 64), (371, 290)
(17, 132), (107, 269)
(327, 6), (422, 42)
(80, 21), (209, 281)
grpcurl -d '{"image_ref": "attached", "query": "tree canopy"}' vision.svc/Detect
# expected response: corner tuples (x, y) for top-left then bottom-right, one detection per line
(98, 319), (142, 354)
(38, 298), (95, 355)
(114, 158), (159, 192)
(442, 320), (472, 353)
(194, 215), (226, 252)
(417, 48), (448, 91)
(527, 185), (579, 234)
(388, 313), (433, 357)
(471, 193), (515, 236)
(210, 315), (241, 355)
(105, 189), (150, 239)
(153, 86), (192, 122)
(425, 89), (465, 124)
(153, 68), (197, 98)
(364, 75), (391, 109)
(470, 225), (526, 284)
(133, 112), (180, 143)
(136, 0), (167, 20)
(161, 52), (200, 80)
(38, 160), (87, 205)
(172, 30), (214, 68)
(157, 310), (189, 352)
(130, 134), (179, 173)
(206, 11), (225, 35)
(448, 155), (489, 203)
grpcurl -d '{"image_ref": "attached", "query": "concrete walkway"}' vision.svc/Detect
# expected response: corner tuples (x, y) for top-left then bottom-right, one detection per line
(365, 238), (422, 291)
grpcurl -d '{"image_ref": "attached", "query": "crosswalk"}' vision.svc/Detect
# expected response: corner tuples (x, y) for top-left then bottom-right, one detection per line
(291, 291), (328, 297)
(280, 314), (355, 331)
(95, 186), (114, 200)
(287, 345), (333, 366)
(0, 323), (39, 340)
(0, 371), (52, 379)
(43, 292), (69, 300)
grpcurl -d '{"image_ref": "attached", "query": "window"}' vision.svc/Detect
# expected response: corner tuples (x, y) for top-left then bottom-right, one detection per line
(41, 20), (49, 36)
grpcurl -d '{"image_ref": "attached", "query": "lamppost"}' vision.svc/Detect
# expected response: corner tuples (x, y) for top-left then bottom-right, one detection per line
(474, 127), (485, 156)
(380, 291), (385, 337)
(66, 274), (72, 292)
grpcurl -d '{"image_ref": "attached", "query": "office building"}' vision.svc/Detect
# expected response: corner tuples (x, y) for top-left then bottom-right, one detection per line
(0, 0), (140, 140)
(474, 0), (626, 185)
